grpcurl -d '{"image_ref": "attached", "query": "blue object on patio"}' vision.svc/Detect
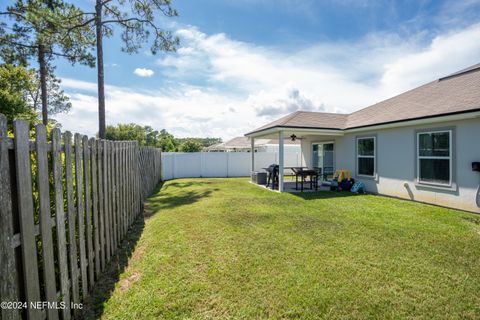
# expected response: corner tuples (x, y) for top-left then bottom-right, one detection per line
(351, 181), (366, 194)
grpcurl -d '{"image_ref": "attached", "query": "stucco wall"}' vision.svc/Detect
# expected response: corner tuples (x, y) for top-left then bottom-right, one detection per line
(301, 117), (480, 213)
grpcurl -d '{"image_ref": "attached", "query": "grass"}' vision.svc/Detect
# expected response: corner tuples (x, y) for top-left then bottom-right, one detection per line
(86, 178), (480, 319)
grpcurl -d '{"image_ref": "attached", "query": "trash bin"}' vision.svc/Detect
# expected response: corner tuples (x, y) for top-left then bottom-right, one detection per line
(251, 171), (267, 184)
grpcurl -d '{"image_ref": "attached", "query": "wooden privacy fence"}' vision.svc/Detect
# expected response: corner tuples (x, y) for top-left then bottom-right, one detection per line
(0, 114), (162, 320)
(138, 147), (162, 199)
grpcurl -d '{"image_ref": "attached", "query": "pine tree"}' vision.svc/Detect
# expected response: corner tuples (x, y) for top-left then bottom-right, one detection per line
(0, 0), (95, 124)
(84, 0), (179, 138)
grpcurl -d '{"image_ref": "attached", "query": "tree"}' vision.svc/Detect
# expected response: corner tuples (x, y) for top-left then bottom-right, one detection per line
(0, 64), (39, 130)
(178, 139), (203, 152)
(28, 65), (72, 115)
(104, 123), (221, 153)
(175, 137), (223, 148)
(85, 0), (179, 139)
(105, 123), (147, 145)
(0, 29), (72, 117)
(157, 129), (175, 151)
(0, 46), (72, 118)
(105, 123), (176, 150)
(0, 0), (95, 124)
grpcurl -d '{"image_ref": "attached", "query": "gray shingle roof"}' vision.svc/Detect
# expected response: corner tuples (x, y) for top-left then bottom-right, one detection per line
(247, 63), (480, 135)
(251, 111), (348, 132)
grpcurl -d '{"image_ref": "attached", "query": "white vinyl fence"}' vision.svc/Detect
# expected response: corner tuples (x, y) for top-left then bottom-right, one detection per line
(162, 152), (302, 180)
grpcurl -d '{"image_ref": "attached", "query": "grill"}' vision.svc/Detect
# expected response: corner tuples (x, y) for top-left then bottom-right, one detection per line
(265, 164), (279, 190)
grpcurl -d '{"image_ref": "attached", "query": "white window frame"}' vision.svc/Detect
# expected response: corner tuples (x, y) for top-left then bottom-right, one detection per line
(416, 130), (452, 187)
(312, 141), (335, 169)
(356, 136), (376, 178)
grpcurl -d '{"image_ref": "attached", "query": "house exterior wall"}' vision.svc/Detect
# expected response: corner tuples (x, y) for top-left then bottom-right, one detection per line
(300, 117), (480, 213)
(264, 144), (301, 154)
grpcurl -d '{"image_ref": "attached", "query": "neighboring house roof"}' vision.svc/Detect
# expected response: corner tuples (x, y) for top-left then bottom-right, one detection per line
(205, 136), (299, 151)
(246, 63), (480, 135)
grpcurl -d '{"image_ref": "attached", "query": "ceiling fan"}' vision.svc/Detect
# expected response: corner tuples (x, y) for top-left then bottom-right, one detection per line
(289, 134), (303, 141)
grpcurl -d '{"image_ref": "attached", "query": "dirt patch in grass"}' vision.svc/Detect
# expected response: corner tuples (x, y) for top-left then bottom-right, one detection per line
(463, 216), (480, 225)
(120, 272), (141, 293)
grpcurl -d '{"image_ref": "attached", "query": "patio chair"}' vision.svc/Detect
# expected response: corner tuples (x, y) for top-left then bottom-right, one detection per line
(322, 167), (335, 181)
(306, 169), (319, 191)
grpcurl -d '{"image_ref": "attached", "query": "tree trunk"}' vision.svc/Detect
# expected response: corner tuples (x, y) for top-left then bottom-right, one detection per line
(38, 44), (48, 125)
(95, 0), (106, 139)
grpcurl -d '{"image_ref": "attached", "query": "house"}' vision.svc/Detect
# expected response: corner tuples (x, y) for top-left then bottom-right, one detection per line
(204, 136), (300, 153)
(245, 63), (480, 213)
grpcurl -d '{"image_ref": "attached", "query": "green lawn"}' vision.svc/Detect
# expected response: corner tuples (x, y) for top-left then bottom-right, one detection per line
(91, 178), (480, 319)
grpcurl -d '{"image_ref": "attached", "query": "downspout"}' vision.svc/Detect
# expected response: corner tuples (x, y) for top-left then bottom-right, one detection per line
(474, 162), (480, 207)
(476, 184), (480, 207)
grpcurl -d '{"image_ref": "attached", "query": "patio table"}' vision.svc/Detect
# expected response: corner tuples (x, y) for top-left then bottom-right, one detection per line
(289, 167), (318, 192)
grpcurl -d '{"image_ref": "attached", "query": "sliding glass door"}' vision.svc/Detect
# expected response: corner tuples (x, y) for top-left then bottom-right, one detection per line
(312, 142), (334, 179)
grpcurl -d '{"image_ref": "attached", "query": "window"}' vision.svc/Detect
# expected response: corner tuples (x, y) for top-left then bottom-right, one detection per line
(417, 130), (452, 185)
(357, 137), (375, 177)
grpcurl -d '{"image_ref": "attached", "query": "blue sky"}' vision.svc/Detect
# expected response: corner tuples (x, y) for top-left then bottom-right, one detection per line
(3, 0), (480, 138)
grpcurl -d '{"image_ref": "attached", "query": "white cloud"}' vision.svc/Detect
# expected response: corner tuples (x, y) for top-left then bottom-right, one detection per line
(254, 88), (325, 116)
(59, 79), (249, 138)
(380, 23), (480, 95)
(61, 78), (98, 92)
(58, 23), (480, 140)
(133, 68), (155, 77)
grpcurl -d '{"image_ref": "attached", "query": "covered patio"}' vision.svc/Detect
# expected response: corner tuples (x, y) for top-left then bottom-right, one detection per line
(255, 180), (332, 193)
(245, 111), (347, 192)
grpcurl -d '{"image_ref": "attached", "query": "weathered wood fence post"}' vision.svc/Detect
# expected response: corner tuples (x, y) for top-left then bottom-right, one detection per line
(0, 114), (19, 320)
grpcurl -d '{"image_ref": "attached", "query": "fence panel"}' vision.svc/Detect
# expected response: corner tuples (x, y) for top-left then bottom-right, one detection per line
(83, 135), (95, 290)
(90, 138), (101, 279)
(172, 153), (202, 178)
(202, 152), (228, 177)
(0, 115), (19, 320)
(103, 140), (111, 262)
(35, 124), (58, 320)
(75, 133), (88, 299)
(97, 140), (106, 271)
(161, 151), (302, 180)
(13, 120), (42, 320)
(227, 152), (250, 177)
(64, 130), (81, 310)
(113, 143), (118, 249)
(138, 147), (163, 201)
(0, 113), (162, 320)
(52, 128), (71, 320)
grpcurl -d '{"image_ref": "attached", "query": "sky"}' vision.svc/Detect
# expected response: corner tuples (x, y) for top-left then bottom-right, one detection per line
(5, 0), (480, 139)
